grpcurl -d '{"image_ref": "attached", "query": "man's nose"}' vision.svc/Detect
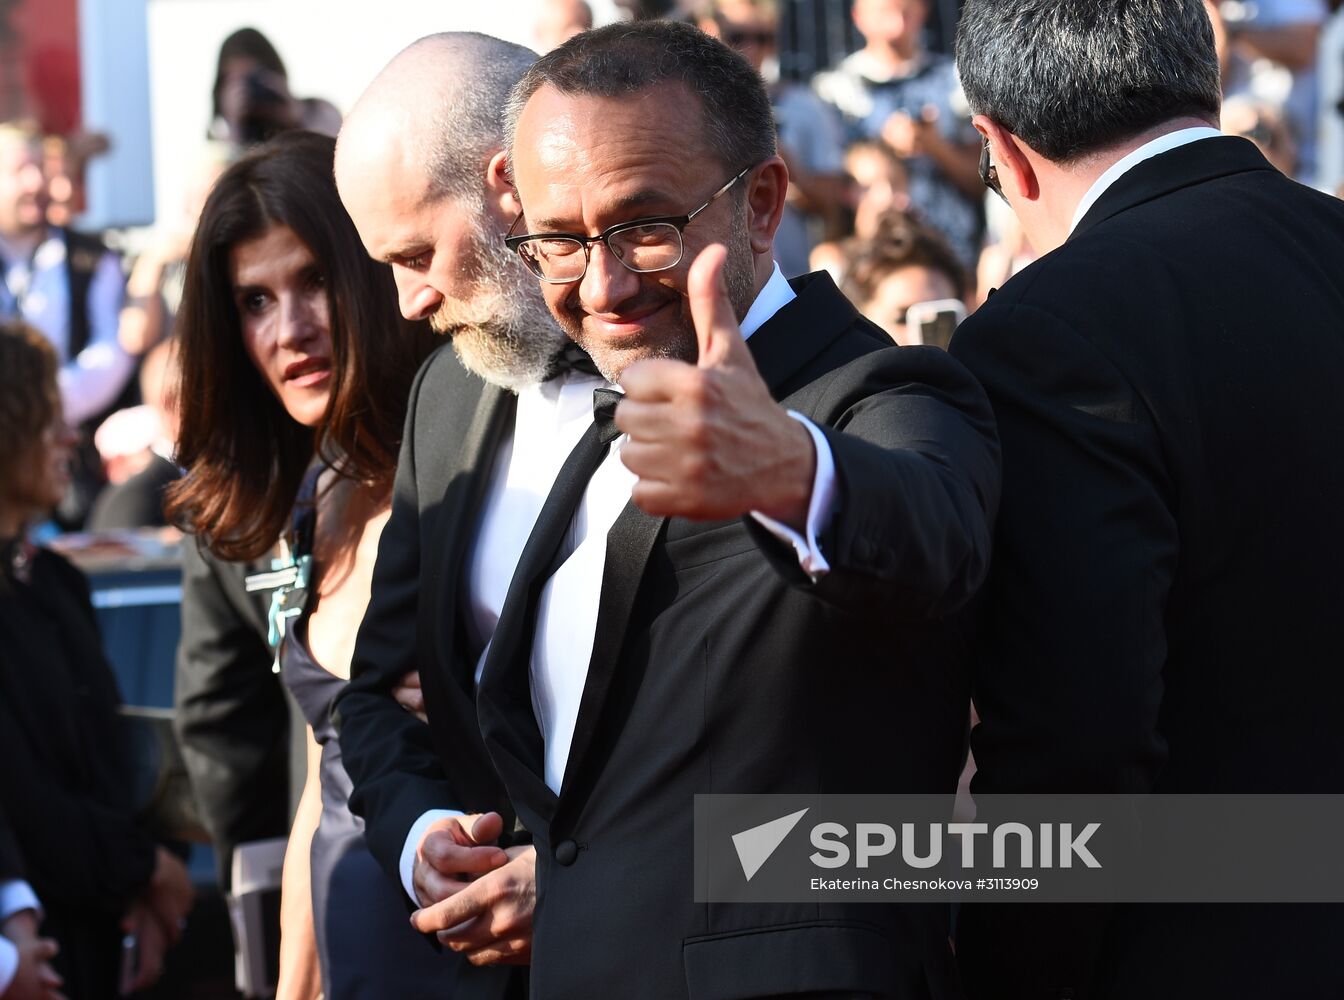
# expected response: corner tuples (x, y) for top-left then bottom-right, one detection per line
(578, 242), (642, 316)
(396, 271), (443, 323)
(19, 163), (44, 194)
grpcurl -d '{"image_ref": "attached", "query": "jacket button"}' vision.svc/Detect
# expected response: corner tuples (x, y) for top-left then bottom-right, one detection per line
(554, 840), (579, 866)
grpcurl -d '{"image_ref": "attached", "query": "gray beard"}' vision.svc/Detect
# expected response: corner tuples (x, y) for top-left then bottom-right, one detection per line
(430, 214), (569, 392)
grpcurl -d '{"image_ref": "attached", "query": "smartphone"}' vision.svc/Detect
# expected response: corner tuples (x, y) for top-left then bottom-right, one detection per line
(904, 298), (967, 349)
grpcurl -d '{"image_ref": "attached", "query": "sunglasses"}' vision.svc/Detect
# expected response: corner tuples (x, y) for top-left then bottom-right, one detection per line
(980, 136), (1007, 204)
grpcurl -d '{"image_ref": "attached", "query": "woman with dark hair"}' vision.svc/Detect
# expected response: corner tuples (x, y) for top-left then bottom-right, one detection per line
(0, 320), (195, 999)
(165, 130), (450, 999)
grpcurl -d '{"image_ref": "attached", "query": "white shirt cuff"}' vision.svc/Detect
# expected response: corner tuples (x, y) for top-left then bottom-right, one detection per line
(0, 936), (16, 996)
(750, 411), (836, 582)
(0, 881), (39, 923)
(399, 809), (465, 906)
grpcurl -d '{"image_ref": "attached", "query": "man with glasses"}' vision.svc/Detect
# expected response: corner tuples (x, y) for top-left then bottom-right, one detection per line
(950, 1), (1344, 996)
(408, 20), (999, 998)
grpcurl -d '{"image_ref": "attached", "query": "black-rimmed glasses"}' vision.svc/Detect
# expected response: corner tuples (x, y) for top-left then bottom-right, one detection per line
(504, 162), (756, 284)
(980, 136), (1006, 204)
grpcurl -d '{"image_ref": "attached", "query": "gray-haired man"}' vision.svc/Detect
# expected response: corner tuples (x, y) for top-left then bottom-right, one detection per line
(950, 1), (1344, 996)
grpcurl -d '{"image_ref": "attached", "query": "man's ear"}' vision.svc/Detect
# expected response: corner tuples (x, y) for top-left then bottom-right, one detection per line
(484, 149), (518, 224)
(973, 115), (1039, 203)
(746, 155), (789, 255)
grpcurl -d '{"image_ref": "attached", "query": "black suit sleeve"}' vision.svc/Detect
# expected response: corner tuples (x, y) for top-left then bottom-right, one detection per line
(748, 344), (1001, 622)
(947, 301), (1177, 999)
(173, 539), (290, 888)
(335, 359), (464, 886)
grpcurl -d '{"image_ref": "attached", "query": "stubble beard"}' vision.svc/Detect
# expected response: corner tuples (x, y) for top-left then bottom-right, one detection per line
(430, 212), (569, 393)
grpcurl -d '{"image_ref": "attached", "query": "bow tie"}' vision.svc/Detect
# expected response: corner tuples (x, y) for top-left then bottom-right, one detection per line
(592, 387), (623, 444)
(549, 343), (603, 379)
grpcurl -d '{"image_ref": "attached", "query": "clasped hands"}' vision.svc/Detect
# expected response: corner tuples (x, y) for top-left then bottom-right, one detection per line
(615, 244), (816, 530)
(118, 846), (195, 995)
(409, 813), (535, 966)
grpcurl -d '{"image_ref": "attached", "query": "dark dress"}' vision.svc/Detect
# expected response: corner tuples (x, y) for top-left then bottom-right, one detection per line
(0, 543), (158, 999)
(276, 486), (459, 1000)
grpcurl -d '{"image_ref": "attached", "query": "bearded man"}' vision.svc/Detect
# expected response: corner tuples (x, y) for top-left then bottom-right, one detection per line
(331, 32), (587, 996)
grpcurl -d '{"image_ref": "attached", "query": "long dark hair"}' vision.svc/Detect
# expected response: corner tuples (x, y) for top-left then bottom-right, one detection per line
(166, 130), (438, 561)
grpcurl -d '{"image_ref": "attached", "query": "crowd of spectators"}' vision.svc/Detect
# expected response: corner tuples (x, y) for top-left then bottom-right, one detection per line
(3, 0), (1340, 538)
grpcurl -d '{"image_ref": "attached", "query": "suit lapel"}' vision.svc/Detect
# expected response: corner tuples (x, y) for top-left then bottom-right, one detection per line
(428, 382), (515, 693)
(1070, 136), (1272, 242)
(557, 271), (862, 805)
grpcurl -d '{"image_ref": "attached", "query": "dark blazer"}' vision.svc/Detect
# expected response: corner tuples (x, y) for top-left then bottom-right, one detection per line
(475, 273), (1001, 999)
(173, 538), (292, 889)
(335, 344), (527, 1000)
(949, 137), (1344, 998)
(0, 548), (158, 998)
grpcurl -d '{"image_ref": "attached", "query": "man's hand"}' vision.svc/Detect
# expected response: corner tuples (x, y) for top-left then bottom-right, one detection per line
(2, 937), (65, 1000)
(412, 813), (509, 910)
(392, 671), (428, 723)
(144, 848), (194, 945)
(410, 845), (536, 966)
(616, 244), (816, 528)
(881, 105), (939, 159)
(120, 901), (167, 995)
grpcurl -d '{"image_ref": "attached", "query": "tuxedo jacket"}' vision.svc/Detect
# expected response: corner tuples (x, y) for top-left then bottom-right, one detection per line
(0, 549), (158, 997)
(336, 343), (529, 1000)
(174, 538), (293, 890)
(949, 137), (1344, 998)
(474, 273), (1000, 1000)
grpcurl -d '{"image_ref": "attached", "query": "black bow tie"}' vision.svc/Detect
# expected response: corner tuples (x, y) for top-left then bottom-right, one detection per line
(592, 387), (623, 444)
(549, 343), (603, 379)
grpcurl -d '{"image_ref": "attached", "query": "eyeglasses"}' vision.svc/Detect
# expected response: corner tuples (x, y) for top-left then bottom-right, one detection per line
(980, 136), (1006, 204)
(504, 163), (756, 284)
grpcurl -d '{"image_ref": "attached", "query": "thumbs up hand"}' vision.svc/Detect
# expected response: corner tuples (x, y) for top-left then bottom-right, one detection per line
(614, 244), (816, 527)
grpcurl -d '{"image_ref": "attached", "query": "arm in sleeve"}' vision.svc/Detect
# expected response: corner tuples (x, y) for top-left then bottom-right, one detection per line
(58, 251), (135, 425)
(334, 356), (470, 886)
(173, 539), (290, 890)
(747, 344), (1001, 622)
(947, 301), (1176, 999)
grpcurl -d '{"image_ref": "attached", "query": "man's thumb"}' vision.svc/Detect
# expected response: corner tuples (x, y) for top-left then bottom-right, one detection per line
(689, 244), (741, 368)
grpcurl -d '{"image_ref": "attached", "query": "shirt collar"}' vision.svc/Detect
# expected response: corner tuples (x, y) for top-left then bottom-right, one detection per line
(740, 263), (796, 341)
(1069, 127), (1224, 235)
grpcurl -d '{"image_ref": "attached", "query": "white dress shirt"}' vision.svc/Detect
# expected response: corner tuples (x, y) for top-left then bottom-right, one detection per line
(1069, 127), (1225, 236)
(0, 880), (41, 994)
(399, 264), (839, 899)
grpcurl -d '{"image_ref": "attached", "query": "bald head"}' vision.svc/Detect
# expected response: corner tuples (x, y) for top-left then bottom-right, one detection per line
(334, 33), (567, 390)
(340, 32), (536, 205)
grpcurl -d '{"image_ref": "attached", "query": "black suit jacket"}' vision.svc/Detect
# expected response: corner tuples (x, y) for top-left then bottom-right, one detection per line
(173, 538), (293, 889)
(335, 344), (526, 1000)
(476, 273), (1001, 999)
(0, 549), (158, 997)
(949, 137), (1344, 998)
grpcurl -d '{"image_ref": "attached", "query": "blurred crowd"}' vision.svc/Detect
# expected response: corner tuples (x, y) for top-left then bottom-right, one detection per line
(1, 1), (1343, 997)
(4, 0), (1341, 543)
